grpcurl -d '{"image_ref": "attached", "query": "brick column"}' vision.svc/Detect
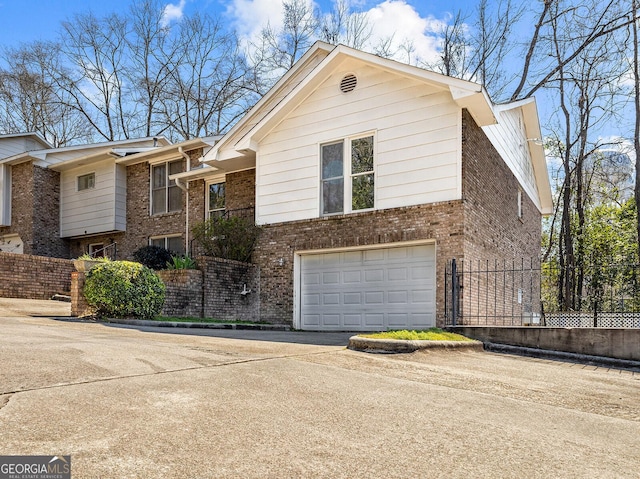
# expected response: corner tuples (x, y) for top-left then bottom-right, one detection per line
(71, 271), (93, 317)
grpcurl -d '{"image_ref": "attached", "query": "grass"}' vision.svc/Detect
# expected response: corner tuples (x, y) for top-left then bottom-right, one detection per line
(152, 316), (265, 325)
(360, 328), (473, 341)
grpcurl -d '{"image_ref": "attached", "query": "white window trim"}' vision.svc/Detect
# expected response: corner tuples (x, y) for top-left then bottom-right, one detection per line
(206, 179), (226, 219)
(77, 172), (95, 192)
(320, 132), (376, 217)
(149, 234), (184, 254)
(150, 159), (183, 215)
(0, 164), (11, 226)
(517, 189), (523, 219)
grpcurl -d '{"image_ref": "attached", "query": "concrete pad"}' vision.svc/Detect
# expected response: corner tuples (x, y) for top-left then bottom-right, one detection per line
(1, 299), (639, 478)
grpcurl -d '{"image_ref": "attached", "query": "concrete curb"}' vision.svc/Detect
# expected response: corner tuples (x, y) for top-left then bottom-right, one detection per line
(485, 342), (640, 371)
(347, 335), (484, 354)
(106, 318), (291, 331)
(55, 317), (291, 331)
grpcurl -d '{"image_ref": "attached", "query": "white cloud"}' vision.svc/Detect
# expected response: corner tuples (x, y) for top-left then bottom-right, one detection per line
(227, 0), (446, 65)
(227, 0), (289, 44)
(162, 0), (187, 27)
(365, 0), (445, 65)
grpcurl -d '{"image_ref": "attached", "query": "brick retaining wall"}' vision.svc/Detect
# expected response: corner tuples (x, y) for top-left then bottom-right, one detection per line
(0, 252), (73, 300)
(157, 269), (203, 318)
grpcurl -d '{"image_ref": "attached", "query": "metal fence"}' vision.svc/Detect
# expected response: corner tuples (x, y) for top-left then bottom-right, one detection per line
(445, 258), (640, 327)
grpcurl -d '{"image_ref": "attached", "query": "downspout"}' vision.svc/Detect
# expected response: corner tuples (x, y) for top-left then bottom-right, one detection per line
(177, 147), (191, 255)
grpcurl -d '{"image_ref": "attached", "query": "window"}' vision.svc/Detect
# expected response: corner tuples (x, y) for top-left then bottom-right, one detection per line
(321, 135), (374, 216)
(151, 160), (183, 215)
(78, 173), (95, 191)
(150, 235), (184, 255)
(517, 190), (523, 219)
(208, 182), (226, 219)
(89, 243), (104, 257)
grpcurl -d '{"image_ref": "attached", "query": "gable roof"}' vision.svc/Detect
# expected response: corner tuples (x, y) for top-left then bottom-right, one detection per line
(202, 42), (496, 169)
(1, 136), (170, 168)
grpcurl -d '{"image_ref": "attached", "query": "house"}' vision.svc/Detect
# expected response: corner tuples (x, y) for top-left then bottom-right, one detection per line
(0, 135), (187, 258)
(1, 41), (552, 331)
(174, 42), (552, 330)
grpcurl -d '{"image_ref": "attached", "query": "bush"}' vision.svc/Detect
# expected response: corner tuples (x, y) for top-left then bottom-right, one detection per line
(191, 216), (261, 262)
(132, 245), (173, 270)
(167, 255), (197, 270)
(84, 261), (166, 319)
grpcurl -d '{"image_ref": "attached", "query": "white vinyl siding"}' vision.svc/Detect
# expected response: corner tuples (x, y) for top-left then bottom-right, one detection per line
(482, 108), (540, 211)
(256, 62), (461, 225)
(60, 160), (126, 237)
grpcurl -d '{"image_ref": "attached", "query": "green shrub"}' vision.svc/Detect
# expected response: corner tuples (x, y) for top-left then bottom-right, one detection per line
(191, 216), (261, 263)
(167, 255), (197, 270)
(132, 245), (173, 270)
(84, 261), (166, 319)
(76, 253), (111, 262)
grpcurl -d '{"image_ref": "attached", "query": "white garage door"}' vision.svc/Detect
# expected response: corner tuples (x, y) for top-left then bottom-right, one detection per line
(299, 243), (436, 331)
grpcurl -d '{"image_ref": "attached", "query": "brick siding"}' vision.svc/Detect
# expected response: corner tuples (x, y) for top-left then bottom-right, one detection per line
(199, 256), (260, 321)
(254, 202), (465, 324)
(157, 269), (203, 317)
(461, 109), (542, 262)
(0, 251), (73, 299)
(0, 162), (68, 258)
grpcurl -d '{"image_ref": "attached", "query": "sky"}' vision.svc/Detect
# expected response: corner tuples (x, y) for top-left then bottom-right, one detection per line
(0, 0), (471, 53)
(0, 0), (634, 160)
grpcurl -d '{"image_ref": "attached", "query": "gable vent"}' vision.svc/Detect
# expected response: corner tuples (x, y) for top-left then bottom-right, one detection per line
(340, 74), (357, 93)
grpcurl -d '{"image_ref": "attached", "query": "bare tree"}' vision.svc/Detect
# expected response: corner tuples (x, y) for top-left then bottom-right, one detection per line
(317, 0), (372, 50)
(127, 0), (176, 138)
(158, 13), (254, 139)
(545, 0), (629, 309)
(54, 12), (131, 141)
(251, 0), (318, 84)
(0, 42), (92, 146)
(632, 0), (640, 260)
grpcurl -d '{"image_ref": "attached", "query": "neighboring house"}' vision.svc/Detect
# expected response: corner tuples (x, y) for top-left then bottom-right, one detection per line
(0, 135), (189, 259)
(174, 41), (552, 330)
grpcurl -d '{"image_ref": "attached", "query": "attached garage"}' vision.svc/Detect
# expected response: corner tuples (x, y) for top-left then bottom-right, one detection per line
(296, 243), (436, 331)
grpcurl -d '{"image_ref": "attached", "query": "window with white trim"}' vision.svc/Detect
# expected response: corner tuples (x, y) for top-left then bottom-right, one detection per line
(150, 235), (184, 255)
(321, 134), (374, 216)
(151, 160), (183, 215)
(207, 182), (225, 219)
(77, 173), (95, 191)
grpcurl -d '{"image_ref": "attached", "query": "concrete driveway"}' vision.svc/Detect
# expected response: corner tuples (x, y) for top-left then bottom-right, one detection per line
(1, 298), (639, 478)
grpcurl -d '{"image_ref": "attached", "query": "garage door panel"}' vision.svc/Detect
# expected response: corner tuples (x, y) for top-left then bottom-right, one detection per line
(364, 249), (385, 262)
(411, 289), (433, 303)
(343, 270), (362, 283)
(388, 313), (409, 326)
(364, 313), (384, 327)
(300, 244), (435, 331)
(387, 267), (408, 281)
(344, 313), (362, 326)
(303, 293), (320, 306)
(365, 291), (384, 304)
(388, 290), (409, 304)
(365, 269), (384, 282)
(343, 292), (362, 305)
